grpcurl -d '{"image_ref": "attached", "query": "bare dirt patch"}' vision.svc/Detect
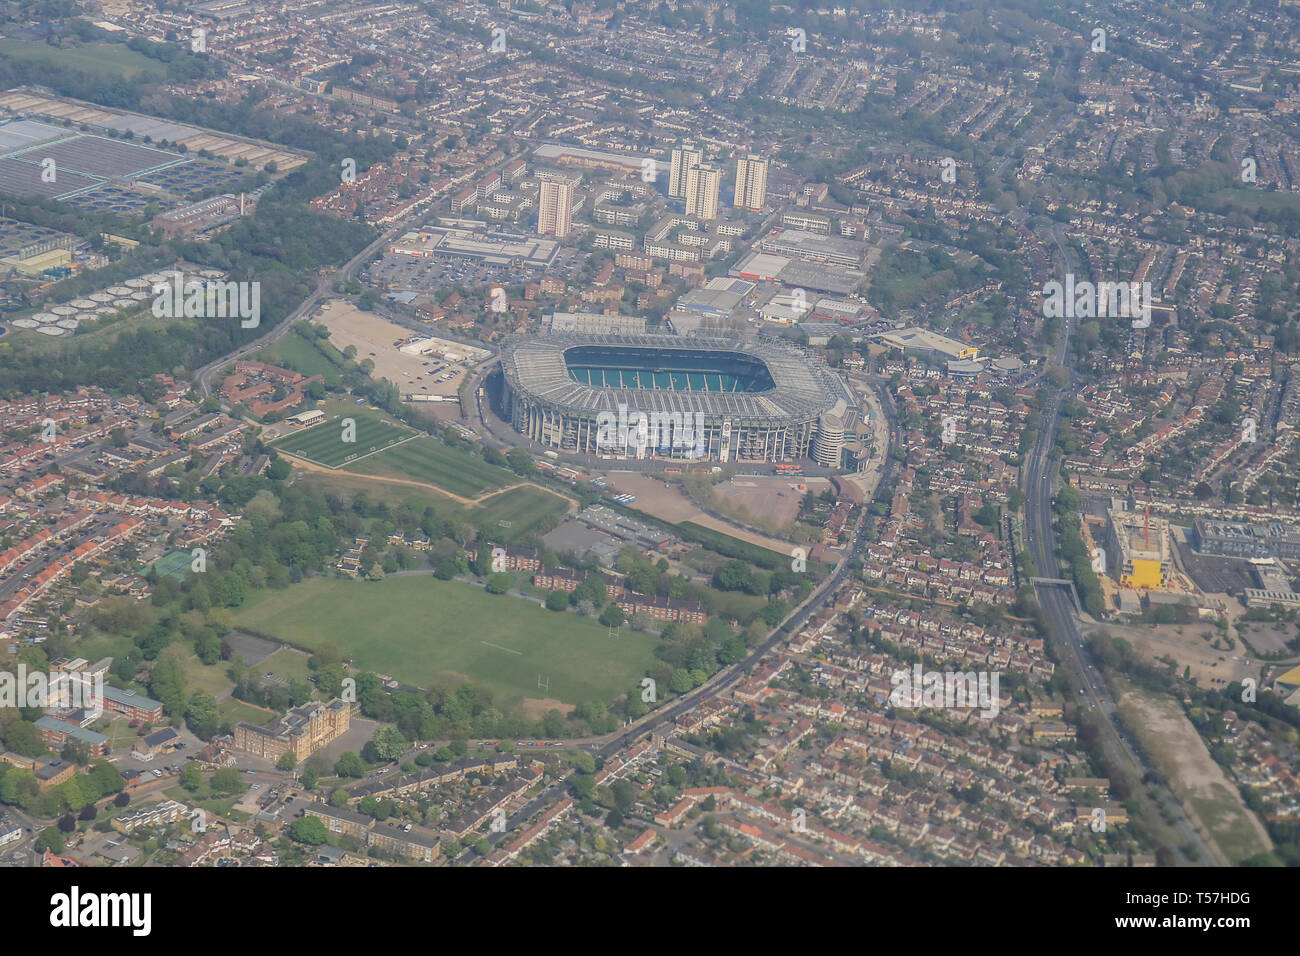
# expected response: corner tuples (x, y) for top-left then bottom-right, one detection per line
(522, 697), (575, 719)
(1119, 688), (1271, 864)
(712, 475), (829, 529)
(602, 472), (804, 553)
(1102, 622), (1258, 692)
(315, 300), (486, 400)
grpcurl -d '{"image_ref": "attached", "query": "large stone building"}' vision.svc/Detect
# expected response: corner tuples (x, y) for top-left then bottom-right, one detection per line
(234, 698), (352, 762)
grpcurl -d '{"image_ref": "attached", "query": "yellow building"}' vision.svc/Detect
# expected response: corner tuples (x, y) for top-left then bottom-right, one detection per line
(1104, 508), (1171, 590)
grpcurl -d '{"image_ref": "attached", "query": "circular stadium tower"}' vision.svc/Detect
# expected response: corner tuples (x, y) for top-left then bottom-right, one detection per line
(500, 334), (849, 465)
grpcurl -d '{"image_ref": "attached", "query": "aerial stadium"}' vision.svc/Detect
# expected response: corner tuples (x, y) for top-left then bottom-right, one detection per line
(499, 334), (853, 465)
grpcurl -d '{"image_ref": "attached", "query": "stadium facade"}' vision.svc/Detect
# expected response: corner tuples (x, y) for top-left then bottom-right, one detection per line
(500, 334), (851, 465)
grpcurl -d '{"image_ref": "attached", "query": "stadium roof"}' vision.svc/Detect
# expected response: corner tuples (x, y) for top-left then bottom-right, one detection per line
(501, 334), (847, 424)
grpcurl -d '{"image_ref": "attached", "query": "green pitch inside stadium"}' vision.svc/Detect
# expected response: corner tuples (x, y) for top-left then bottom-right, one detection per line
(563, 345), (776, 392)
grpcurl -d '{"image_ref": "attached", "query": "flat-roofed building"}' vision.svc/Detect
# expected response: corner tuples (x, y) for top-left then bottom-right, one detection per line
(733, 154), (769, 211)
(876, 327), (979, 363)
(1191, 519), (1300, 560)
(684, 164), (721, 221)
(538, 177), (577, 238)
(669, 143), (703, 199)
(1104, 508), (1171, 590)
(100, 685), (164, 723)
(287, 408), (325, 427)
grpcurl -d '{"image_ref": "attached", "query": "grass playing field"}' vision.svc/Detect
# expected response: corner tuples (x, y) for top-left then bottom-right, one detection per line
(150, 549), (193, 582)
(254, 330), (345, 383)
(299, 471), (572, 542)
(0, 40), (165, 81)
(232, 576), (658, 711)
(270, 409), (414, 468)
(344, 434), (514, 499)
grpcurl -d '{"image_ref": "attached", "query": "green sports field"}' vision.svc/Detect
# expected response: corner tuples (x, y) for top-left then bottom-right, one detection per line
(232, 576), (657, 710)
(473, 485), (570, 531)
(299, 471), (572, 543)
(270, 410), (414, 468)
(150, 549), (193, 582)
(0, 39), (164, 81)
(344, 434), (514, 498)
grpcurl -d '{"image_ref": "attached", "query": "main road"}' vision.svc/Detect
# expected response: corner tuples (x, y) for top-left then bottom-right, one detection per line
(1023, 225), (1220, 865)
(493, 388), (898, 844)
(193, 226), (401, 398)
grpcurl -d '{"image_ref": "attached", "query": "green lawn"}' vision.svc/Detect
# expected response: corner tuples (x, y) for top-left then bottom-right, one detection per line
(220, 698), (281, 728)
(1205, 187), (1300, 218)
(260, 647), (314, 685)
(473, 485), (570, 532)
(345, 433), (514, 498)
(0, 39), (165, 80)
(231, 576), (658, 710)
(164, 785), (246, 822)
(94, 719), (145, 750)
(270, 409), (414, 468)
(254, 330), (345, 381)
(162, 646), (234, 699)
(299, 471), (572, 543)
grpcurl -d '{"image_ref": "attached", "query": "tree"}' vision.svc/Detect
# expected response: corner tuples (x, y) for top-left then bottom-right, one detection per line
(611, 778), (637, 810)
(669, 669), (693, 694)
(290, 815), (329, 845)
(185, 691), (220, 740)
(113, 791), (130, 808)
(210, 767), (245, 797)
(545, 590), (570, 612)
(89, 761), (124, 797)
(180, 762), (203, 791)
(335, 751), (366, 778)
(35, 828), (63, 854)
(57, 813), (76, 833)
(571, 575), (607, 609)
(277, 751), (298, 771)
(506, 446), (535, 475)
(368, 726), (407, 762)
(148, 655), (188, 716)
(485, 572), (512, 595)
(599, 604), (626, 628)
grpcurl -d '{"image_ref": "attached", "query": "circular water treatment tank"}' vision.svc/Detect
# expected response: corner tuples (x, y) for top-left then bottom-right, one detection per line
(200, 269), (225, 279)
(32, 312), (58, 323)
(36, 325), (67, 336)
(124, 277), (151, 289)
(144, 273), (167, 284)
(56, 318), (79, 330)
(89, 292), (113, 303)
(51, 306), (77, 317)
(70, 298), (96, 309)
(10, 318), (38, 329)
(112, 298), (135, 308)
(106, 286), (132, 296)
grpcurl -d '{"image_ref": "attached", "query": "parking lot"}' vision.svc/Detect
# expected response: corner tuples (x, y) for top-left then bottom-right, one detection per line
(364, 244), (585, 293)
